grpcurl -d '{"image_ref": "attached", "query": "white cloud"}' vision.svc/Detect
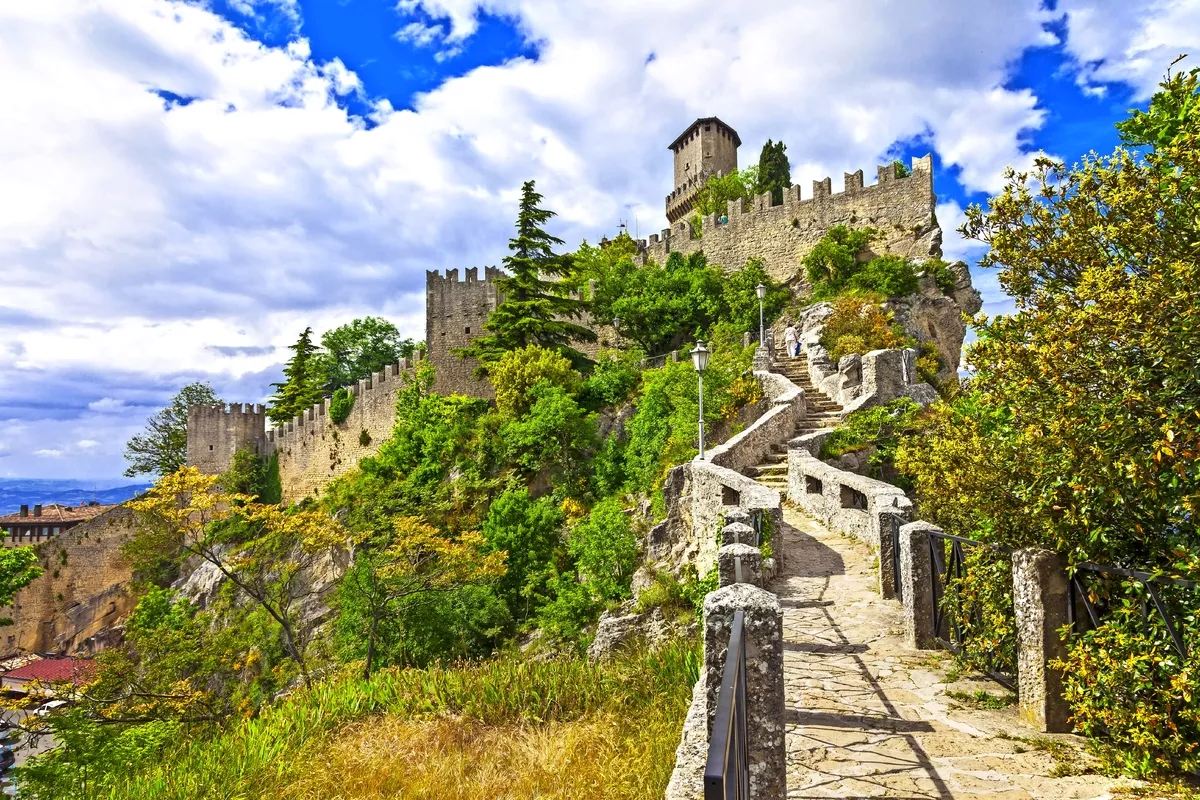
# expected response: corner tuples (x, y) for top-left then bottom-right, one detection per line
(1057, 0), (1200, 99)
(396, 21), (447, 48)
(77, 440), (100, 451)
(1, 0), (1196, 476)
(33, 449), (64, 458)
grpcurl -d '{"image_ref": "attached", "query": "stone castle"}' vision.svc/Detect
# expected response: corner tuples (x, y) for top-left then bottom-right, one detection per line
(186, 116), (949, 504)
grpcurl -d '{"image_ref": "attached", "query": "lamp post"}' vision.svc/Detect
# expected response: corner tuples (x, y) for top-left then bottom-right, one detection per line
(691, 340), (710, 459)
(756, 282), (766, 346)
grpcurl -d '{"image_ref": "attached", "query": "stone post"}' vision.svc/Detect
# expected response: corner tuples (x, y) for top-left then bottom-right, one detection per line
(1012, 548), (1072, 733)
(724, 509), (751, 528)
(877, 510), (904, 600)
(723, 522), (756, 546)
(900, 521), (942, 649)
(704, 584), (786, 800)
(718, 543), (763, 587)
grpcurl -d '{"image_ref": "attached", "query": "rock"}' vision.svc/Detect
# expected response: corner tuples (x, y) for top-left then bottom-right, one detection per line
(587, 606), (696, 661)
(173, 556), (228, 610)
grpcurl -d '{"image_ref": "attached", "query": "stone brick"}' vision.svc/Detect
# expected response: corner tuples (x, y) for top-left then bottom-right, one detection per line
(704, 583), (786, 800)
(1012, 548), (1072, 733)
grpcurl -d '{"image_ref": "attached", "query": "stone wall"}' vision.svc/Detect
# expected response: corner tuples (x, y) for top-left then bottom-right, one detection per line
(706, 371), (805, 475)
(640, 156), (939, 282)
(0, 506), (137, 657)
(786, 450), (911, 550)
(265, 362), (416, 504)
(186, 403), (269, 475)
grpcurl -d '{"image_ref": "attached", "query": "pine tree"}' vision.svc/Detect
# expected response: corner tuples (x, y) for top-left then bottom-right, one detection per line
(268, 327), (325, 424)
(757, 139), (791, 206)
(461, 180), (596, 370)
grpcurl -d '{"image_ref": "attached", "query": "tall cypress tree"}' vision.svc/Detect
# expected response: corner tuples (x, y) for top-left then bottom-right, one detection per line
(757, 140), (791, 206)
(461, 180), (596, 369)
(268, 327), (325, 424)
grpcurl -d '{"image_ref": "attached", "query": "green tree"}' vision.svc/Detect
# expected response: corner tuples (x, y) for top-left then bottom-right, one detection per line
(267, 327), (325, 424)
(489, 345), (581, 419)
(461, 180), (596, 369)
(690, 167), (760, 234)
(721, 259), (789, 334)
(123, 382), (221, 477)
(500, 383), (598, 493)
(568, 498), (638, 602)
(481, 489), (563, 623)
(336, 515), (505, 676)
(756, 139), (791, 205)
(313, 316), (415, 393)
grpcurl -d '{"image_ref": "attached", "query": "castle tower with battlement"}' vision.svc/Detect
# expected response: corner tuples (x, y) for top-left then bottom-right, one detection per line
(425, 266), (501, 398)
(186, 403), (268, 475)
(666, 117), (741, 224)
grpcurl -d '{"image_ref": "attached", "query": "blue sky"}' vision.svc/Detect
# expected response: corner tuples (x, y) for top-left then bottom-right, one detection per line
(0, 0), (1197, 479)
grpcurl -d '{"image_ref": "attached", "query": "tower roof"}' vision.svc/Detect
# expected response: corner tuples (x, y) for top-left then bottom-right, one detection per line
(668, 117), (742, 152)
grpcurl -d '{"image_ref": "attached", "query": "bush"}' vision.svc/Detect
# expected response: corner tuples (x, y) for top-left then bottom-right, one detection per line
(819, 398), (923, 481)
(819, 294), (909, 361)
(329, 387), (354, 424)
(568, 499), (639, 603)
(491, 345), (581, 419)
(1055, 583), (1200, 777)
(939, 546), (1017, 677)
(803, 224), (876, 294)
(846, 254), (919, 297)
(923, 257), (959, 294)
(580, 350), (640, 411)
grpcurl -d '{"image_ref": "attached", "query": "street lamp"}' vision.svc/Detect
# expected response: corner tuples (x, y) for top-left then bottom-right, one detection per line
(756, 282), (767, 346)
(691, 340), (710, 459)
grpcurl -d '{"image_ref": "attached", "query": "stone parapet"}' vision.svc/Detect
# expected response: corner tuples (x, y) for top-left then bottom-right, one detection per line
(718, 543), (763, 588)
(786, 450), (911, 550)
(900, 521), (943, 650)
(1012, 548), (1072, 733)
(707, 370), (805, 475)
(704, 584), (786, 800)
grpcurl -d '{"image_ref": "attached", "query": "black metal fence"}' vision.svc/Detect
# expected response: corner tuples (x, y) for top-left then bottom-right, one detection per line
(704, 609), (749, 799)
(1069, 562), (1199, 660)
(891, 520), (903, 603)
(927, 530), (1017, 689)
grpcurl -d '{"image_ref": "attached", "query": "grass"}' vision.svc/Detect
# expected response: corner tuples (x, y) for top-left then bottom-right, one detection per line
(96, 639), (699, 800)
(945, 689), (1017, 709)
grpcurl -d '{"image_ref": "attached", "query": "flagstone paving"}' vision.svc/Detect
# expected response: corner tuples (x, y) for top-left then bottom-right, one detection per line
(773, 506), (1137, 800)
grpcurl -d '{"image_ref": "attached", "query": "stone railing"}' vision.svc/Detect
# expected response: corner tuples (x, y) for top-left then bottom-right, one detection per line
(705, 370), (805, 475)
(783, 444), (1080, 734)
(666, 512), (787, 800)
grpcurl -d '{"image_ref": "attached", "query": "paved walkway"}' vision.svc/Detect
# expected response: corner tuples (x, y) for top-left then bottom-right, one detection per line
(773, 507), (1133, 800)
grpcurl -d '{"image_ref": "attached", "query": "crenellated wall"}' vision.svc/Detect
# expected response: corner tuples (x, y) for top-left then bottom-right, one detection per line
(187, 403), (269, 474)
(639, 156), (940, 282)
(264, 360), (419, 503)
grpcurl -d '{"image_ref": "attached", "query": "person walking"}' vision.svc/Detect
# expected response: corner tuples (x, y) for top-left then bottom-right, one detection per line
(783, 321), (799, 358)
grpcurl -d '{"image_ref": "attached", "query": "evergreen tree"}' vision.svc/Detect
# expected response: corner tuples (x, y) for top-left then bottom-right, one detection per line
(267, 327), (324, 424)
(124, 382), (221, 477)
(460, 180), (596, 370)
(757, 139), (791, 206)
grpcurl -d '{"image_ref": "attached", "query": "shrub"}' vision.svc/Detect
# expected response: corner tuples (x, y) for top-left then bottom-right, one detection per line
(330, 387), (354, 424)
(819, 294), (909, 362)
(802, 224), (876, 294)
(568, 499), (639, 603)
(1054, 582), (1200, 777)
(491, 345), (581, 419)
(818, 398), (923, 480)
(923, 257), (959, 294)
(939, 546), (1017, 678)
(846, 254), (919, 297)
(580, 350), (640, 410)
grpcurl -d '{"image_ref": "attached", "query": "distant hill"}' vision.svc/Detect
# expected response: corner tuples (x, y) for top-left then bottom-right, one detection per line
(0, 479), (152, 516)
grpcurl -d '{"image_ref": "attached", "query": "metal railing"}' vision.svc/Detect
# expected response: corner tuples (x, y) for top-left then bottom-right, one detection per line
(704, 609), (748, 799)
(891, 520), (903, 603)
(1069, 562), (1199, 660)
(928, 531), (1016, 689)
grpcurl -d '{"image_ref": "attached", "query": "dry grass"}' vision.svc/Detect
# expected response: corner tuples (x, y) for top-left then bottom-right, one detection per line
(278, 711), (680, 799)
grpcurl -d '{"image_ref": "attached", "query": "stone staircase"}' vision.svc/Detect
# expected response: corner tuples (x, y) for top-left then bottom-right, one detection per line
(749, 350), (843, 492)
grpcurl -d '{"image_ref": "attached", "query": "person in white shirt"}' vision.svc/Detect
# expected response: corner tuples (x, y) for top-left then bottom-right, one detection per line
(783, 322), (799, 357)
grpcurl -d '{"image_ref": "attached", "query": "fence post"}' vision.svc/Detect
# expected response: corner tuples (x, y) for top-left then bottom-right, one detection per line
(1012, 548), (1072, 733)
(877, 510), (905, 600)
(900, 521), (941, 649)
(718, 543), (763, 587)
(723, 521), (755, 546)
(704, 585), (786, 800)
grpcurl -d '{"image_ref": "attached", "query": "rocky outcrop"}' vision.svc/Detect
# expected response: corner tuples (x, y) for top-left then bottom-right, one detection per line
(586, 605), (696, 660)
(890, 260), (982, 380)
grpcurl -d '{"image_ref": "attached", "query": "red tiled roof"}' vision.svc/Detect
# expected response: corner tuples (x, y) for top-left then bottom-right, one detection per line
(0, 503), (116, 525)
(3, 657), (96, 685)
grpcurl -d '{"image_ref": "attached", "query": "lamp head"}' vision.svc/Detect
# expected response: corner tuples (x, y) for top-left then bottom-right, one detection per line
(691, 340), (710, 373)
(756, 282), (767, 300)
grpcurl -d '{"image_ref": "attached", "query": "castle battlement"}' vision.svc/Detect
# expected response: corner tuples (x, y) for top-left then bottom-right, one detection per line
(640, 155), (938, 282)
(265, 359), (417, 446)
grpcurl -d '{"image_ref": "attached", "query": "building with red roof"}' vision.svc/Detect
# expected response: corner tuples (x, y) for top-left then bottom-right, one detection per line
(0, 655), (96, 695)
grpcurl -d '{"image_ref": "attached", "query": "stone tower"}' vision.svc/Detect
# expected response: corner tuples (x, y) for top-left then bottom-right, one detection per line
(186, 403), (267, 475)
(666, 117), (741, 223)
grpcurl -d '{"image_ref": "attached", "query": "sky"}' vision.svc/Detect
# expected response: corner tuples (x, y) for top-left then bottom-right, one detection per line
(0, 0), (1197, 480)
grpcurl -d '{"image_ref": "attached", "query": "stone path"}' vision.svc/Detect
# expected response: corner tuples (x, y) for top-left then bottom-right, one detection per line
(773, 507), (1135, 800)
